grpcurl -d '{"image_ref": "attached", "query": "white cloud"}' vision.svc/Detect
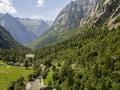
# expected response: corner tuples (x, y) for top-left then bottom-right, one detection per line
(36, 0), (44, 7)
(0, 0), (17, 14)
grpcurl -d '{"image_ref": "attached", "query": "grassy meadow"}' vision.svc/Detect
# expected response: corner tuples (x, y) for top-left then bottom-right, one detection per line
(0, 61), (33, 90)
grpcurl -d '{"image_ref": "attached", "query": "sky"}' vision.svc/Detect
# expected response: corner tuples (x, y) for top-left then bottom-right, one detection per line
(0, 0), (74, 20)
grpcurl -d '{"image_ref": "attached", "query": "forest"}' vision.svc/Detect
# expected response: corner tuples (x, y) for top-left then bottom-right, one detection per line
(32, 26), (120, 90)
(0, 25), (120, 90)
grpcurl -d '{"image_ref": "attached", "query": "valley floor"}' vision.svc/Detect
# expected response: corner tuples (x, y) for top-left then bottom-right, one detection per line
(0, 61), (33, 90)
(26, 77), (44, 90)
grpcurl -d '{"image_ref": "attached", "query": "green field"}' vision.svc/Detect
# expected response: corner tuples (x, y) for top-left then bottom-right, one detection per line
(0, 61), (33, 90)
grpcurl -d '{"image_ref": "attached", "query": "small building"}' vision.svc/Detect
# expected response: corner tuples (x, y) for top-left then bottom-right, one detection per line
(25, 54), (35, 59)
(14, 62), (20, 66)
(8, 62), (14, 65)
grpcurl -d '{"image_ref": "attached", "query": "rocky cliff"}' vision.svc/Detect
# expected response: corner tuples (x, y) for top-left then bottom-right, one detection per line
(52, 0), (90, 31)
(80, 0), (120, 29)
(52, 0), (120, 31)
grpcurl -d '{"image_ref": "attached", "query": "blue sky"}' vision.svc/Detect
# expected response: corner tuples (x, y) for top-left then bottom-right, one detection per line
(0, 0), (74, 20)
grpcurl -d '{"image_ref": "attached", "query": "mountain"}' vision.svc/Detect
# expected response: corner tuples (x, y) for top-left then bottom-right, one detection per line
(17, 18), (50, 36)
(80, 0), (120, 29)
(45, 20), (53, 26)
(0, 13), (36, 44)
(28, 0), (97, 48)
(29, 0), (120, 48)
(0, 25), (20, 49)
(33, 0), (120, 89)
(52, 0), (88, 31)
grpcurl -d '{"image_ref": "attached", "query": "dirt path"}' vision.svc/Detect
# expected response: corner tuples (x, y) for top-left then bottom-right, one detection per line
(26, 77), (44, 90)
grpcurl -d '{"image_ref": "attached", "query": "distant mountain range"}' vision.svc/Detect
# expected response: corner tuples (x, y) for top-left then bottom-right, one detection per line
(0, 13), (52, 44)
(0, 13), (36, 44)
(17, 18), (50, 36)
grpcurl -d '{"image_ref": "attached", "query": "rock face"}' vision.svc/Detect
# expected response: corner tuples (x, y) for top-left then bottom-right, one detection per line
(51, 0), (99, 31)
(107, 1), (120, 29)
(80, 0), (120, 29)
(52, 0), (120, 30)
(17, 18), (50, 36)
(0, 13), (36, 44)
(0, 25), (19, 48)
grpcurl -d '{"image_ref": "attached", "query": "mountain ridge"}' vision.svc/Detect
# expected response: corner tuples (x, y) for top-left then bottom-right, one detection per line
(0, 13), (36, 44)
(0, 25), (21, 49)
(17, 18), (50, 36)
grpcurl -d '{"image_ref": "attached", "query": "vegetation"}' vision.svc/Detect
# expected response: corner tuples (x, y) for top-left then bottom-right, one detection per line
(0, 49), (34, 90)
(34, 26), (120, 90)
(28, 27), (79, 48)
(0, 0), (119, 90)
(113, 15), (120, 24)
(1, 24), (120, 90)
(7, 76), (25, 90)
(0, 61), (33, 90)
(0, 49), (33, 64)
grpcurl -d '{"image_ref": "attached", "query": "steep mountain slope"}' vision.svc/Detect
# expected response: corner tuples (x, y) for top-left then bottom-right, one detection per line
(35, 26), (120, 90)
(0, 25), (20, 49)
(29, 0), (120, 48)
(0, 13), (36, 44)
(28, 28), (78, 48)
(80, 0), (120, 29)
(17, 18), (50, 36)
(33, 1), (120, 89)
(52, 0), (97, 31)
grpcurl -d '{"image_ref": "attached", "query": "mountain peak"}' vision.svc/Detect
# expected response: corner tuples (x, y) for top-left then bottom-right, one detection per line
(51, 0), (91, 31)
(4, 13), (12, 18)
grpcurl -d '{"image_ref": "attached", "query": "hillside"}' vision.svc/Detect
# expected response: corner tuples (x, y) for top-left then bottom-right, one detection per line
(29, 0), (120, 48)
(0, 25), (21, 49)
(34, 25), (120, 90)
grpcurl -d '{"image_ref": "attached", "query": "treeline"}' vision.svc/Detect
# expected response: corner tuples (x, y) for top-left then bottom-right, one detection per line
(34, 27), (120, 90)
(0, 49), (32, 63)
(28, 62), (42, 81)
(7, 76), (25, 90)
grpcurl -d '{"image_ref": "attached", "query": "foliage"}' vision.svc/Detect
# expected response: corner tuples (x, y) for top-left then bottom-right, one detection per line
(113, 15), (120, 24)
(0, 49), (32, 63)
(7, 76), (25, 90)
(0, 61), (32, 90)
(34, 26), (120, 90)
